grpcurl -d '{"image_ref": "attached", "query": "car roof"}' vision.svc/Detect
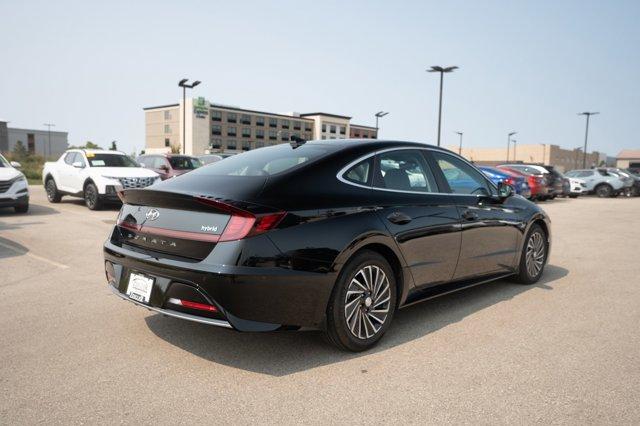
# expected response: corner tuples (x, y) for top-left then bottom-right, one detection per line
(68, 149), (126, 155)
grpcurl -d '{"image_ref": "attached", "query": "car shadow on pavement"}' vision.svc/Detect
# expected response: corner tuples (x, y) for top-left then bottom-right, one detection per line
(145, 264), (568, 377)
(0, 236), (31, 260)
(58, 198), (121, 211)
(0, 203), (59, 217)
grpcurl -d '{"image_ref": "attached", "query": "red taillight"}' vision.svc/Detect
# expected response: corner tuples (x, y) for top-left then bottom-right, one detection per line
(168, 297), (217, 312)
(197, 197), (286, 242)
(504, 177), (514, 186)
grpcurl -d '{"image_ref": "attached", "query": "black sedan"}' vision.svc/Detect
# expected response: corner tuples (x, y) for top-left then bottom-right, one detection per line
(104, 140), (550, 351)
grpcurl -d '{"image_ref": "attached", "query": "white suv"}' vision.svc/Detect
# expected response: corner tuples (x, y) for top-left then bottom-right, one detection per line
(0, 153), (29, 213)
(42, 149), (160, 210)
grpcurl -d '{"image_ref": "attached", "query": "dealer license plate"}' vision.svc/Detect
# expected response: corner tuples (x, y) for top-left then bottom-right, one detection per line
(126, 272), (154, 304)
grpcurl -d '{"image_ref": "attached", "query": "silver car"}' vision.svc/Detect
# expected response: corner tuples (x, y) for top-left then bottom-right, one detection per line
(564, 169), (625, 197)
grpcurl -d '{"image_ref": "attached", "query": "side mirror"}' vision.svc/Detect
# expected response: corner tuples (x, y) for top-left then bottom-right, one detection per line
(498, 181), (514, 199)
(10, 161), (22, 169)
(72, 161), (84, 168)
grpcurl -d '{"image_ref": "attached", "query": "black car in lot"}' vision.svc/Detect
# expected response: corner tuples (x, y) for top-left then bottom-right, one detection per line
(104, 140), (551, 351)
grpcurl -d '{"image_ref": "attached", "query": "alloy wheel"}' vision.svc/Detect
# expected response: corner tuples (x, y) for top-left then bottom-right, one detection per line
(344, 265), (391, 339)
(525, 232), (545, 278)
(85, 185), (97, 208)
(46, 181), (56, 200)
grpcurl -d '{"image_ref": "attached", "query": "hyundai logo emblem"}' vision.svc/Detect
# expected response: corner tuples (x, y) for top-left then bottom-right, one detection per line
(145, 208), (160, 221)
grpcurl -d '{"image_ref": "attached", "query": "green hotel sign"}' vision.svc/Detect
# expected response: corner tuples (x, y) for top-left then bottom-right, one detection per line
(193, 97), (209, 118)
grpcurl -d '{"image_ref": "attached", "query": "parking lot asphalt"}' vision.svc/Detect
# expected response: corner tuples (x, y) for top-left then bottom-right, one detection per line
(1, 186), (639, 424)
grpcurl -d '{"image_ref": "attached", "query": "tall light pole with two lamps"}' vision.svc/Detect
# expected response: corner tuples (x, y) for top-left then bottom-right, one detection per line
(178, 78), (201, 154)
(427, 65), (458, 147)
(454, 131), (463, 155)
(578, 112), (599, 168)
(506, 131), (517, 162)
(374, 111), (389, 138)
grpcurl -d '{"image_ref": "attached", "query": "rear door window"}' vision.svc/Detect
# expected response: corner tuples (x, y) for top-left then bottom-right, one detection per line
(342, 158), (372, 185)
(373, 150), (437, 192)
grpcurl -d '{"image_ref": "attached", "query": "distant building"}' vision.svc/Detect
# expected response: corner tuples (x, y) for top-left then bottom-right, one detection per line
(449, 143), (602, 172)
(616, 149), (640, 170)
(143, 98), (377, 155)
(0, 120), (68, 158)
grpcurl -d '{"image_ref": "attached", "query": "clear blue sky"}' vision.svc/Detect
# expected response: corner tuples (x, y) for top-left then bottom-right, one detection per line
(1, 0), (638, 156)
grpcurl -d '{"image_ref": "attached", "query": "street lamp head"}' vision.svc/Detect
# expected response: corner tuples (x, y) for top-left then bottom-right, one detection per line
(578, 111), (600, 116)
(178, 78), (188, 87)
(508, 131), (517, 137)
(375, 111), (389, 118)
(455, 131), (463, 136)
(427, 65), (458, 73)
(192, 80), (201, 87)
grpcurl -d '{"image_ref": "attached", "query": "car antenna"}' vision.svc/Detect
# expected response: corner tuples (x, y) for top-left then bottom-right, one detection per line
(289, 135), (307, 148)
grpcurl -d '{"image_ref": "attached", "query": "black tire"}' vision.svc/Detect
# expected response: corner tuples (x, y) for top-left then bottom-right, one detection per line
(595, 183), (613, 198)
(512, 224), (548, 285)
(45, 178), (62, 203)
(14, 203), (29, 213)
(569, 194), (578, 198)
(325, 250), (397, 352)
(84, 182), (102, 210)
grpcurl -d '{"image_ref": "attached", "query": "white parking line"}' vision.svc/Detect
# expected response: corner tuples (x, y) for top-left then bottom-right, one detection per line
(0, 241), (70, 269)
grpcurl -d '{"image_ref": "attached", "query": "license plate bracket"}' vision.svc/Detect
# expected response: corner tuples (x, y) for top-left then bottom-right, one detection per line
(126, 272), (154, 304)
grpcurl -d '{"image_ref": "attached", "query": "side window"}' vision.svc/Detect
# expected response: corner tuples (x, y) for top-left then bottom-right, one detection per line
(152, 157), (165, 169)
(64, 152), (76, 165)
(432, 152), (493, 195)
(74, 153), (86, 167)
(374, 150), (437, 192)
(578, 171), (593, 177)
(343, 158), (372, 185)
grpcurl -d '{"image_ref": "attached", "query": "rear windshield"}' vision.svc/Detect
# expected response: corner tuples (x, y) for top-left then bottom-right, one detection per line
(169, 156), (202, 170)
(87, 153), (139, 167)
(190, 144), (331, 177)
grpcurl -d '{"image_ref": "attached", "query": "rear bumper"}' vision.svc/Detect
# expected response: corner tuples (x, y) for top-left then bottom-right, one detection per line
(103, 239), (335, 331)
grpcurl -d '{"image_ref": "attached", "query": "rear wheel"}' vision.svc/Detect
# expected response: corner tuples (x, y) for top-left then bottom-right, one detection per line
(325, 250), (397, 352)
(45, 178), (62, 203)
(595, 183), (613, 198)
(513, 224), (548, 284)
(84, 182), (102, 210)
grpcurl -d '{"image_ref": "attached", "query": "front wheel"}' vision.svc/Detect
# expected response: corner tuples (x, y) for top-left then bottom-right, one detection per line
(45, 178), (62, 203)
(84, 183), (102, 210)
(595, 184), (613, 198)
(513, 224), (548, 285)
(325, 250), (397, 352)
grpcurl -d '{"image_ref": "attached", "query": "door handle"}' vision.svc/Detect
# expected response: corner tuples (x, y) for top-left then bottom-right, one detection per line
(387, 212), (412, 225)
(461, 210), (478, 221)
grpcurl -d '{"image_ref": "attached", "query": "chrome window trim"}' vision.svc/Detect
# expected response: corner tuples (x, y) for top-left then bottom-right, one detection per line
(336, 146), (497, 196)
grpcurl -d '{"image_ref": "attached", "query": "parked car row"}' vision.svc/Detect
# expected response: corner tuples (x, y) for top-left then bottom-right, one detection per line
(0, 153), (29, 213)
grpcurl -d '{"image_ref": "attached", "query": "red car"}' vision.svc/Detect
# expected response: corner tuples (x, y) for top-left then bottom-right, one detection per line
(497, 166), (549, 201)
(137, 154), (202, 180)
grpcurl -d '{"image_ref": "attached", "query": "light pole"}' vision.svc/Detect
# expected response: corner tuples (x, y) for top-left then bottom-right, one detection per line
(578, 112), (599, 168)
(573, 146), (582, 169)
(43, 123), (55, 159)
(374, 111), (389, 139)
(511, 139), (517, 162)
(427, 65), (458, 146)
(178, 78), (201, 154)
(506, 131), (517, 162)
(455, 131), (463, 155)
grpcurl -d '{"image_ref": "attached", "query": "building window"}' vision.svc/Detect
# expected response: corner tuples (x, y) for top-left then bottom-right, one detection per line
(211, 138), (222, 149)
(256, 116), (265, 127)
(164, 110), (171, 120)
(242, 127), (251, 138)
(363, 134), (369, 139)
(211, 111), (222, 121)
(269, 118), (277, 128)
(212, 125), (222, 135)
(281, 119), (290, 129)
(242, 140), (251, 151)
(293, 121), (301, 130)
(256, 141), (264, 148)
(354, 131), (361, 137)
(281, 131), (289, 141)
(304, 122), (312, 131)
(339, 126), (346, 135)
(322, 124), (327, 132)
(227, 140), (237, 150)
(330, 125), (336, 133)
(227, 126), (237, 137)
(269, 130), (277, 140)
(227, 113), (237, 123)
(321, 136), (326, 140)
(241, 114), (251, 125)
(256, 129), (264, 139)
(164, 124), (171, 133)
(164, 138), (170, 147)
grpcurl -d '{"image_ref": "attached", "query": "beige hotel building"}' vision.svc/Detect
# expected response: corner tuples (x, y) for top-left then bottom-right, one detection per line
(144, 97), (378, 155)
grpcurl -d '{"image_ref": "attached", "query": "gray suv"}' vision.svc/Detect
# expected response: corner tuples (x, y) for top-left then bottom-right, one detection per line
(564, 169), (625, 197)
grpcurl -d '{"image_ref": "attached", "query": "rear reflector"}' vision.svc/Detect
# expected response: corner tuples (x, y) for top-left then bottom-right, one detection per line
(168, 297), (218, 312)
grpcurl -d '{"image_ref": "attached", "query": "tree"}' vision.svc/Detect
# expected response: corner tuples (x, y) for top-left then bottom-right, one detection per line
(170, 144), (181, 154)
(84, 141), (101, 149)
(12, 140), (28, 160)
(110, 141), (118, 151)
